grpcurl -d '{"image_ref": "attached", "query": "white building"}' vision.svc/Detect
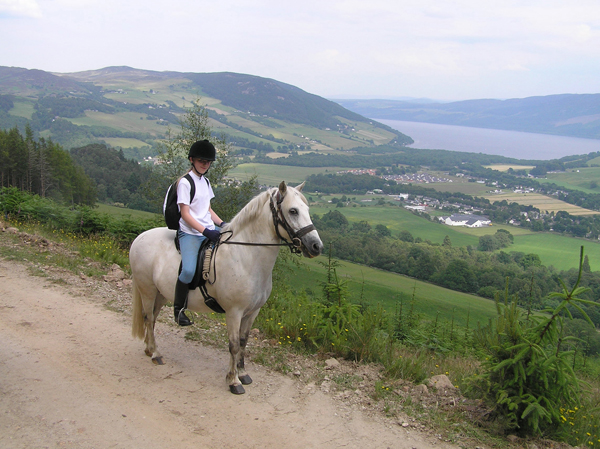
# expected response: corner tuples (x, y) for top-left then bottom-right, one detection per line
(439, 214), (492, 227)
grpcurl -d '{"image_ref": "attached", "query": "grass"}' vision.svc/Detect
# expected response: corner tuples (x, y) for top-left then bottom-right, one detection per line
(229, 163), (352, 185)
(101, 137), (151, 148)
(510, 233), (600, 271)
(285, 255), (498, 329)
(9, 100), (35, 119)
(542, 167), (600, 195)
(95, 203), (160, 220)
(68, 111), (167, 136)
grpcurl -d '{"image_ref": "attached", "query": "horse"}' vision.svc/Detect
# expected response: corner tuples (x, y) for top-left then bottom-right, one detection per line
(130, 181), (323, 394)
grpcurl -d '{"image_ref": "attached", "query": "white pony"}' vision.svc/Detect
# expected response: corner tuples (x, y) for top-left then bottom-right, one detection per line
(130, 182), (323, 394)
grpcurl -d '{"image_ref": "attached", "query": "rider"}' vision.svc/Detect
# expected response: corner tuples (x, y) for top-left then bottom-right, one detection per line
(173, 139), (225, 326)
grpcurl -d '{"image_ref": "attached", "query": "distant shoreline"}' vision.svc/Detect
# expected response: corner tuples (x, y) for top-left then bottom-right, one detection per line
(379, 119), (600, 161)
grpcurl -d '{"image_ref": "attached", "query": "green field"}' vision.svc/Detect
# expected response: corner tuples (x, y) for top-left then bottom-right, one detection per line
(229, 163), (352, 185)
(309, 203), (480, 247)
(543, 167), (600, 194)
(9, 100), (35, 119)
(307, 202), (599, 271)
(510, 233), (600, 271)
(69, 111), (167, 136)
(95, 203), (160, 220)
(286, 256), (499, 328)
(101, 137), (151, 148)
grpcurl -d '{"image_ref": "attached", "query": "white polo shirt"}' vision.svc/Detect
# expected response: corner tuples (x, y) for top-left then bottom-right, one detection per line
(176, 171), (215, 235)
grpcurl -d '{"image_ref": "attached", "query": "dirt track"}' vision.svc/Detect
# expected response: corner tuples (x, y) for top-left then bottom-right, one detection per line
(0, 258), (460, 449)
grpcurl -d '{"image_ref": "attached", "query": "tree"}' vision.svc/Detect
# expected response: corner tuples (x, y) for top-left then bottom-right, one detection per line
(443, 235), (452, 247)
(375, 224), (391, 237)
(398, 230), (414, 242)
(583, 255), (591, 273)
(155, 99), (233, 187)
(478, 234), (498, 251)
(146, 99), (257, 218)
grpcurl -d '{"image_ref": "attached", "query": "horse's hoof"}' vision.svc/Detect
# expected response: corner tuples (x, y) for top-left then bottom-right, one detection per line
(229, 384), (245, 395)
(145, 349), (152, 357)
(152, 356), (164, 365)
(239, 374), (253, 385)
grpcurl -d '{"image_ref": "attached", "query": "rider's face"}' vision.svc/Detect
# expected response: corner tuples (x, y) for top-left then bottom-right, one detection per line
(191, 157), (212, 174)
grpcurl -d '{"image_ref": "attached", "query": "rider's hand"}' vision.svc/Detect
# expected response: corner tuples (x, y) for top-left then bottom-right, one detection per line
(202, 228), (220, 242)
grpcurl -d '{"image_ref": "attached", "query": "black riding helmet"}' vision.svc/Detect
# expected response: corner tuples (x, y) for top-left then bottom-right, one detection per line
(188, 140), (216, 161)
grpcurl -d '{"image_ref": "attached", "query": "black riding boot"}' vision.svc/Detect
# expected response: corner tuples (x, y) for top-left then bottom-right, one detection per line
(174, 279), (193, 326)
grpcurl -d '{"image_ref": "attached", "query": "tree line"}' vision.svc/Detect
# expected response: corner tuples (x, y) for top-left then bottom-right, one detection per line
(312, 209), (600, 329)
(0, 126), (96, 205)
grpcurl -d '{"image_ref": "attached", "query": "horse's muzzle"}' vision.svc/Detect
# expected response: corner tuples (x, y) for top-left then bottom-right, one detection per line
(300, 233), (323, 258)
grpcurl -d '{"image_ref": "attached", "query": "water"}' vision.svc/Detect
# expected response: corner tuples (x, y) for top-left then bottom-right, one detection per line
(378, 119), (600, 161)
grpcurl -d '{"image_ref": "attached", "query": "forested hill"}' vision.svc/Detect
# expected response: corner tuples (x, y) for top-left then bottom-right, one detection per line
(185, 72), (368, 129)
(336, 94), (600, 140)
(0, 66), (411, 152)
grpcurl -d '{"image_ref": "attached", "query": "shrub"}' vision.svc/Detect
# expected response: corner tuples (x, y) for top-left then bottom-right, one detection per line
(469, 247), (597, 438)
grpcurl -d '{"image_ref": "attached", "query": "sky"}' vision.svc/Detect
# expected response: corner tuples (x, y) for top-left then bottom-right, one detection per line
(1, 0), (600, 101)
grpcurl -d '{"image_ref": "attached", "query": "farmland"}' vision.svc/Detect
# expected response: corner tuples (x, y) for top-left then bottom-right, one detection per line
(482, 191), (600, 216)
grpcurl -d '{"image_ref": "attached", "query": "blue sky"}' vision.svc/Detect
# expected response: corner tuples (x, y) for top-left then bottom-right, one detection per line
(1, 0), (599, 101)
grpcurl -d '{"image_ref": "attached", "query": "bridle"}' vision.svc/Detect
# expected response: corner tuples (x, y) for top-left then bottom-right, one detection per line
(201, 189), (317, 292)
(221, 189), (316, 254)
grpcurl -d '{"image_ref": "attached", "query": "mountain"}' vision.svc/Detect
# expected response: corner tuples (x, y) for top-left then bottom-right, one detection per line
(0, 66), (412, 157)
(336, 95), (600, 140)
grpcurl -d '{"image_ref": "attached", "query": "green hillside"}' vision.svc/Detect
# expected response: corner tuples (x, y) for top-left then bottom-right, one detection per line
(287, 256), (498, 328)
(0, 66), (411, 157)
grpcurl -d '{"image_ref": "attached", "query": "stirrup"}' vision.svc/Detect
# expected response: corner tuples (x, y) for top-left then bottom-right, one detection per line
(175, 309), (193, 326)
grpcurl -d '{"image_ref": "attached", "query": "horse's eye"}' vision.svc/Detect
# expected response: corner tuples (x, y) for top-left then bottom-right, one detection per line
(289, 208), (298, 215)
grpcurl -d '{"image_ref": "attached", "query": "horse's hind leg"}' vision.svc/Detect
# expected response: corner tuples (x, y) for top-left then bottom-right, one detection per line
(146, 293), (167, 365)
(139, 285), (165, 365)
(237, 309), (260, 386)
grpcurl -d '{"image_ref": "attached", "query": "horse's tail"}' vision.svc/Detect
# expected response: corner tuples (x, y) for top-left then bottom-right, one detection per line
(131, 276), (145, 340)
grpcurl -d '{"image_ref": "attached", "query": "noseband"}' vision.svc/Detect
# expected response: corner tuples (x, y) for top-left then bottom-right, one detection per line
(269, 190), (316, 254)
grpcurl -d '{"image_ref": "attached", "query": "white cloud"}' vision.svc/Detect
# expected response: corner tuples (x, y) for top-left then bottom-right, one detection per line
(1, 0), (600, 99)
(0, 0), (42, 18)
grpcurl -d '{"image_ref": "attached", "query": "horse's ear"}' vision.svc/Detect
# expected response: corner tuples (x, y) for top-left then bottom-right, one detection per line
(278, 181), (287, 196)
(296, 181), (305, 192)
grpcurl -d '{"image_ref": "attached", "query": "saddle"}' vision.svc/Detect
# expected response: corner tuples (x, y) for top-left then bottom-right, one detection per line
(175, 235), (225, 314)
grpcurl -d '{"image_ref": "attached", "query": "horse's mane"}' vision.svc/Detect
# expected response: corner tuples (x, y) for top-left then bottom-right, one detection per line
(227, 186), (309, 232)
(228, 188), (275, 230)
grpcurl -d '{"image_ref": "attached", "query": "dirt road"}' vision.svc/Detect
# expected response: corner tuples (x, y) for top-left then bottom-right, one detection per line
(0, 258), (459, 449)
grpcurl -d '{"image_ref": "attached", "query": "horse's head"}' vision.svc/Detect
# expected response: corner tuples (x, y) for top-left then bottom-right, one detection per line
(274, 181), (323, 258)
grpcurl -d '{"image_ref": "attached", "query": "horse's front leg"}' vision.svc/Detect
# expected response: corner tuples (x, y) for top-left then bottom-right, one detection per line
(226, 311), (245, 394)
(237, 309), (260, 387)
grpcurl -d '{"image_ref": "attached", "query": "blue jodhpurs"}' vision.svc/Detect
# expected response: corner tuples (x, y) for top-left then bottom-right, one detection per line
(177, 228), (219, 284)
